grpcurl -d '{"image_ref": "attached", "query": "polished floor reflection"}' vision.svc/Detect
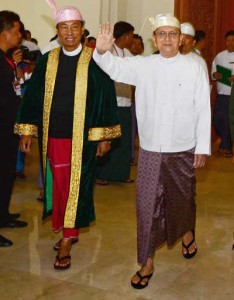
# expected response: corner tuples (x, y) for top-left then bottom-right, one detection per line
(0, 140), (233, 300)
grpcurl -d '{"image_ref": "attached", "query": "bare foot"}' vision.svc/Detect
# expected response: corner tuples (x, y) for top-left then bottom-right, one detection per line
(54, 238), (72, 269)
(96, 178), (108, 185)
(125, 178), (135, 183)
(182, 230), (197, 257)
(53, 237), (78, 251)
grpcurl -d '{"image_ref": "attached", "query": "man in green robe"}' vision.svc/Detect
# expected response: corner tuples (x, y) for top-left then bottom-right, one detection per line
(14, 3), (121, 270)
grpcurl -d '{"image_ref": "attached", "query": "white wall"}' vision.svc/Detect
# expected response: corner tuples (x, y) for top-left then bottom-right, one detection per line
(99, 0), (174, 55)
(127, 0), (175, 54)
(1, 0), (174, 54)
(0, 0), (101, 49)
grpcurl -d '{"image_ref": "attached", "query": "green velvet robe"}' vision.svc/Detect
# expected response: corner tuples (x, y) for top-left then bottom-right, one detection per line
(15, 47), (121, 228)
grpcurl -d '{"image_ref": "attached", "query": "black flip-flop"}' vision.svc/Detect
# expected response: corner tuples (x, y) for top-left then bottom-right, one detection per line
(182, 230), (197, 259)
(131, 271), (153, 289)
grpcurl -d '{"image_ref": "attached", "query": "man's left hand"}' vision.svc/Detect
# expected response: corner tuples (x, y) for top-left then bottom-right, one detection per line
(228, 75), (234, 82)
(96, 141), (111, 157)
(193, 154), (207, 168)
(12, 48), (22, 64)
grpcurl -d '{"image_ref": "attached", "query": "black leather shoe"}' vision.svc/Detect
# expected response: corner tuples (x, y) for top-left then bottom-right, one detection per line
(0, 220), (28, 228)
(7, 213), (21, 220)
(0, 235), (13, 247)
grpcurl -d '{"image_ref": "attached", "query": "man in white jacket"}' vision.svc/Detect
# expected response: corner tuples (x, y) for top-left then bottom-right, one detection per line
(93, 14), (211, 289)
(180, 22), (209, 80)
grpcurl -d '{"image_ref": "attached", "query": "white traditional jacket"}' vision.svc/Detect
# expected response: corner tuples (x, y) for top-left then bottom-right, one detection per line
(93, 50), (211, 155)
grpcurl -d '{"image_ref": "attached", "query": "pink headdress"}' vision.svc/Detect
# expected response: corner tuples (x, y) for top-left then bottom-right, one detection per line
(46, 0), (83, 24)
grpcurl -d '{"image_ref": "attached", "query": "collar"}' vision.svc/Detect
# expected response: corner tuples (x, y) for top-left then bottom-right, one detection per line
(194, 48), (201, 55)
(159, 52), (180, 62)
(113, 44), (125, 57)
(62, 44), (82, 56)
(114, 43), (123, 51)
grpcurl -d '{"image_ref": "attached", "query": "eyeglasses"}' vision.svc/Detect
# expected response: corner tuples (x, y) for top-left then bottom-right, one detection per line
(156, 31), (179, 40)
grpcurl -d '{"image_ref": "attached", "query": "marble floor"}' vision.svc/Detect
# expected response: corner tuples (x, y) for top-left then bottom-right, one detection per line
(0, 140), (233, 300)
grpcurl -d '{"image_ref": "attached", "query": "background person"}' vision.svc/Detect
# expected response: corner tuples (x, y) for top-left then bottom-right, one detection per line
(212, 30), (234, 157)
(180, 22), (209, 79)
(0, 10), (28, 247)
(129, 34), (144, 166)
(194, 30), (206, 57)
(96, 21), (134, 185)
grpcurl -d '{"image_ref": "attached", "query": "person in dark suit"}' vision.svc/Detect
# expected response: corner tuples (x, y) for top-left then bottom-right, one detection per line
(0, 10), (28, 247)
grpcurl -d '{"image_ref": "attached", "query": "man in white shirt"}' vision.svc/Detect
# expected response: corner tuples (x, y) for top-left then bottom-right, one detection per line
(180, 22), (209, 79)
(129, 33), (144, 56)
(212, 30), (234, 156)
(93, 14), (210, 289)
(96, 21), (134, 184)
(20, 27), (40, 51)
(129, 34), (144, 166)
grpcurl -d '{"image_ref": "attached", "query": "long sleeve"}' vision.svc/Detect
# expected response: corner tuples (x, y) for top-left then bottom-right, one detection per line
(93, 49), (138, 86)
(14, 54), (48, 136)
(86, 59), (121, 141)
(194, 64), (211, 154)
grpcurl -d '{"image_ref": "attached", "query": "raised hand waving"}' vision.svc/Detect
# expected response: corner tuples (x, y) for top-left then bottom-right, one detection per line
(96, 23), (115, 54)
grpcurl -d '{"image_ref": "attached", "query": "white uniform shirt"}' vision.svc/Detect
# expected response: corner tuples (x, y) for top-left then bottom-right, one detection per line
(21, 39), (40, 51)
(211, 50), (234, 95)
(93, 50), (211, 154)
(112, 44), (132, 107)
(186, 52), (209, 80)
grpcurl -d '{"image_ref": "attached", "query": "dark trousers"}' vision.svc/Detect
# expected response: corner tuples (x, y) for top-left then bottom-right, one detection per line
(96, 107), (132, 181)
(0, 134), (19, 226)
(213, 94), (232, 151)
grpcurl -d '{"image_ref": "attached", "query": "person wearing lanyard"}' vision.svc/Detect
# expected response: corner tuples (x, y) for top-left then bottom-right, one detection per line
(0, 10), (28, 247)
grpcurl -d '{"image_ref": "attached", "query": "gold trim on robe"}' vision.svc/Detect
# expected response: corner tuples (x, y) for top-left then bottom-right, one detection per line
(88, 124), (121, 141)
(64, 47), (93, 228)
(43, 48), (60, 175)
(44, 46), (93, 228)
(14, 123), (38, 136)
